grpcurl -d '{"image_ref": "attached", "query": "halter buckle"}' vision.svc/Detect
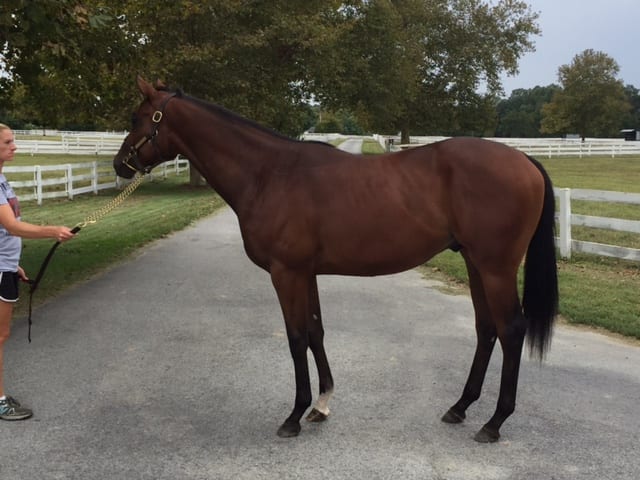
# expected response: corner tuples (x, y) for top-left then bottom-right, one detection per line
(152, 111), (163, 123)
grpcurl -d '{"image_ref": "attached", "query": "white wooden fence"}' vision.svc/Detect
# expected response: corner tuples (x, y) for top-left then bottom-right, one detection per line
(5, 157), (190, 205)
(390, 136), (640, 158)
(16, 133), (126, 156)
(301, 133), (640, 157)
(498, 139), (640, 158)
(555, 188), (640, 261)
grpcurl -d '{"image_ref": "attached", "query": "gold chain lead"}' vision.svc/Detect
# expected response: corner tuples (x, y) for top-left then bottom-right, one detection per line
(75, 174), (146, 229)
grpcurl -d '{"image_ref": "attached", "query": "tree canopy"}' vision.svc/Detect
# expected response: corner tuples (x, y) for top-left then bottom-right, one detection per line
(4, 3), (638, 141)
(495, 85), (560, 137)
(2, 0), (541, 137)
(0, 1), (117, 128)
(541, 49), (631, 140)
(311, 0), (539, 142)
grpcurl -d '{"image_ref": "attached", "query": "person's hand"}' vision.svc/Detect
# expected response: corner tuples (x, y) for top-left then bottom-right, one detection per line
(17, 266), (29, 282)
(55, 226), (76, 243)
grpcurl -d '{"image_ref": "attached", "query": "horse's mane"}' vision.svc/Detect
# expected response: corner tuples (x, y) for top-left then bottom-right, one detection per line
(157, 85), (334, 148)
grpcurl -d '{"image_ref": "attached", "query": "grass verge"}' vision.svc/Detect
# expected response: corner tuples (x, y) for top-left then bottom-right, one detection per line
(421, 251), (640, 341)
(16, 175), (225, 318)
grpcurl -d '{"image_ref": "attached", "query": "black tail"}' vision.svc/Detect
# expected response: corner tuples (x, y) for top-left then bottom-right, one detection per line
(522, 156), (559, 359)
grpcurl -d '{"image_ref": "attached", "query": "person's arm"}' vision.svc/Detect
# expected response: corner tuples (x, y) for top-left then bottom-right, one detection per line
(0, 204), (75, 241)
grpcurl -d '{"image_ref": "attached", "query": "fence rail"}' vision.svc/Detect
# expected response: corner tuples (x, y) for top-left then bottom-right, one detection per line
(507, 142), (640, 158)
(555, 188), (640, 262)
(16, 134), (126, 156)
(5, 157), (190, 205)
(390, 137), (640, 158)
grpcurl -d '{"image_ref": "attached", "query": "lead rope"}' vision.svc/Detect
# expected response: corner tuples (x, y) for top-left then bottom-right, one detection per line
(27, 174), (146, 342)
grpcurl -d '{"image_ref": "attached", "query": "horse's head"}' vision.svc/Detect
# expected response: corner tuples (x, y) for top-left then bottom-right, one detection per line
(113, 76), (177, 178)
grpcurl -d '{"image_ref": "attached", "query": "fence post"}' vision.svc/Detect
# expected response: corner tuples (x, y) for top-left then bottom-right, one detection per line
(90, 161), (97, 194)
(557, 188), (572, 259)
(66, 164), (74, 200)
(35, 165), (43, 205)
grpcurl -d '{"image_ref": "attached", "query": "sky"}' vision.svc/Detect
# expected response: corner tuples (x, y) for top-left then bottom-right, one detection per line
(500, 0), (640, 95)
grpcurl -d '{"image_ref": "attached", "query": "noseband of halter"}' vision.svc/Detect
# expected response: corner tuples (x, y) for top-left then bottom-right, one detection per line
(122, 92), (177, 174)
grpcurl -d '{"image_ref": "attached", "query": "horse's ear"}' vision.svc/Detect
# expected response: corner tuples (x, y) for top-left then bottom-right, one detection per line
(136, 75), (155, 99)
(154, 79), (167, 89)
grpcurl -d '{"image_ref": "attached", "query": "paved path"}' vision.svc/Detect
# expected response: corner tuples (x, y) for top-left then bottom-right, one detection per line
(2, 208), (639, 480)
(337, 138), (364, 153)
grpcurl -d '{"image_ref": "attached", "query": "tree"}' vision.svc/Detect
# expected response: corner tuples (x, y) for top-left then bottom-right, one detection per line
(2, 1), (341, 134)
(541, 49), (630, 140)
(621, 84), (640, 130)
(3, 1), (538, 140)
(109, 0), (345, 136)
(312, 0), (540, 143)
(1, 1), (118, 129)
(314, 109), (365, 134)
(495, 85), (560, 137)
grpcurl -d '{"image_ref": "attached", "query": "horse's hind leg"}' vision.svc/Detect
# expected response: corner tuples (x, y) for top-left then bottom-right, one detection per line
(474, 270), (526, 443)
(442, 253), (497, 425)
(475, 279), (527, 443)
(306, 276), (335, 423)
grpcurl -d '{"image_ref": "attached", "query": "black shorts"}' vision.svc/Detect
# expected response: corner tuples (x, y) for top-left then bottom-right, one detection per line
(0, 271), (20, 303)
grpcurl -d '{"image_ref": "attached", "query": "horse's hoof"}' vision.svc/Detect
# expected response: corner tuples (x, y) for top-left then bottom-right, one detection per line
(473, 426), (500, 443)
(306, 408), (329, 423)
(441, 408), (466, 424)
(277, 421), (301, 438)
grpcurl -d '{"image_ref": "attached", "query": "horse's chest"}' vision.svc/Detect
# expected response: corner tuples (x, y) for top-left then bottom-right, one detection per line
(240, 220), (317, 272)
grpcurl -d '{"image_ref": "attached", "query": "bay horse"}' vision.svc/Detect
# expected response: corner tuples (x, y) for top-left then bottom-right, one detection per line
(114, 77), (558, 443)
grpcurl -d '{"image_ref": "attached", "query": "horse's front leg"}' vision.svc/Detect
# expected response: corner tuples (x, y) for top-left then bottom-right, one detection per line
(306, 275), (334, 423)
(271, 264), (313, 438)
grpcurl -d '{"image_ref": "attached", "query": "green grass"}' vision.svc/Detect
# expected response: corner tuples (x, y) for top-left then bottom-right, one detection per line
(542, 156), (640, 251)
(16, 175), (225, 317)
(12, 153), (103, 166)
(15, 134), (63, 142)
(423, 156), (640, 341)
(539, 156), (640, 192)
(328, 137), (385, 154)
(361, 139), (385, 154)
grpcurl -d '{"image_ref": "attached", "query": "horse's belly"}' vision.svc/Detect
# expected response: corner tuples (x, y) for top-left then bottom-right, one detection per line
(316, 230), (450, 276)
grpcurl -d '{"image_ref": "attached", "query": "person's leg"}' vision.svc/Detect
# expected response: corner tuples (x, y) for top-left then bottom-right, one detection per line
(0, 273), (32, 420)
(0, 299), (12, 398)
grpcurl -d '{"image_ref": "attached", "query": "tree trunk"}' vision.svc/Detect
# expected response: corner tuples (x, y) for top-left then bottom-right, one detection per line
(400, 127), (410, 145)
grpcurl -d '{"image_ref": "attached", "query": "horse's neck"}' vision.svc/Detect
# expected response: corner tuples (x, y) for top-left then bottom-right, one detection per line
(171, 106), (290, 212)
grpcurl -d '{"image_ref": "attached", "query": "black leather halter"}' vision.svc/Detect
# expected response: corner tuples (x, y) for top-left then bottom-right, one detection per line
(122, 93), (176, 174)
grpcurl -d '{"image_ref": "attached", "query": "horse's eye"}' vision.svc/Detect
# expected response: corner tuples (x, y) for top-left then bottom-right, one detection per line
(131, 113), (138, 126)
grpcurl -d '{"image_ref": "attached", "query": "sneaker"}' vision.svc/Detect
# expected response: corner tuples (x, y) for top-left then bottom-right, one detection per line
(0, 396), (33, 421)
